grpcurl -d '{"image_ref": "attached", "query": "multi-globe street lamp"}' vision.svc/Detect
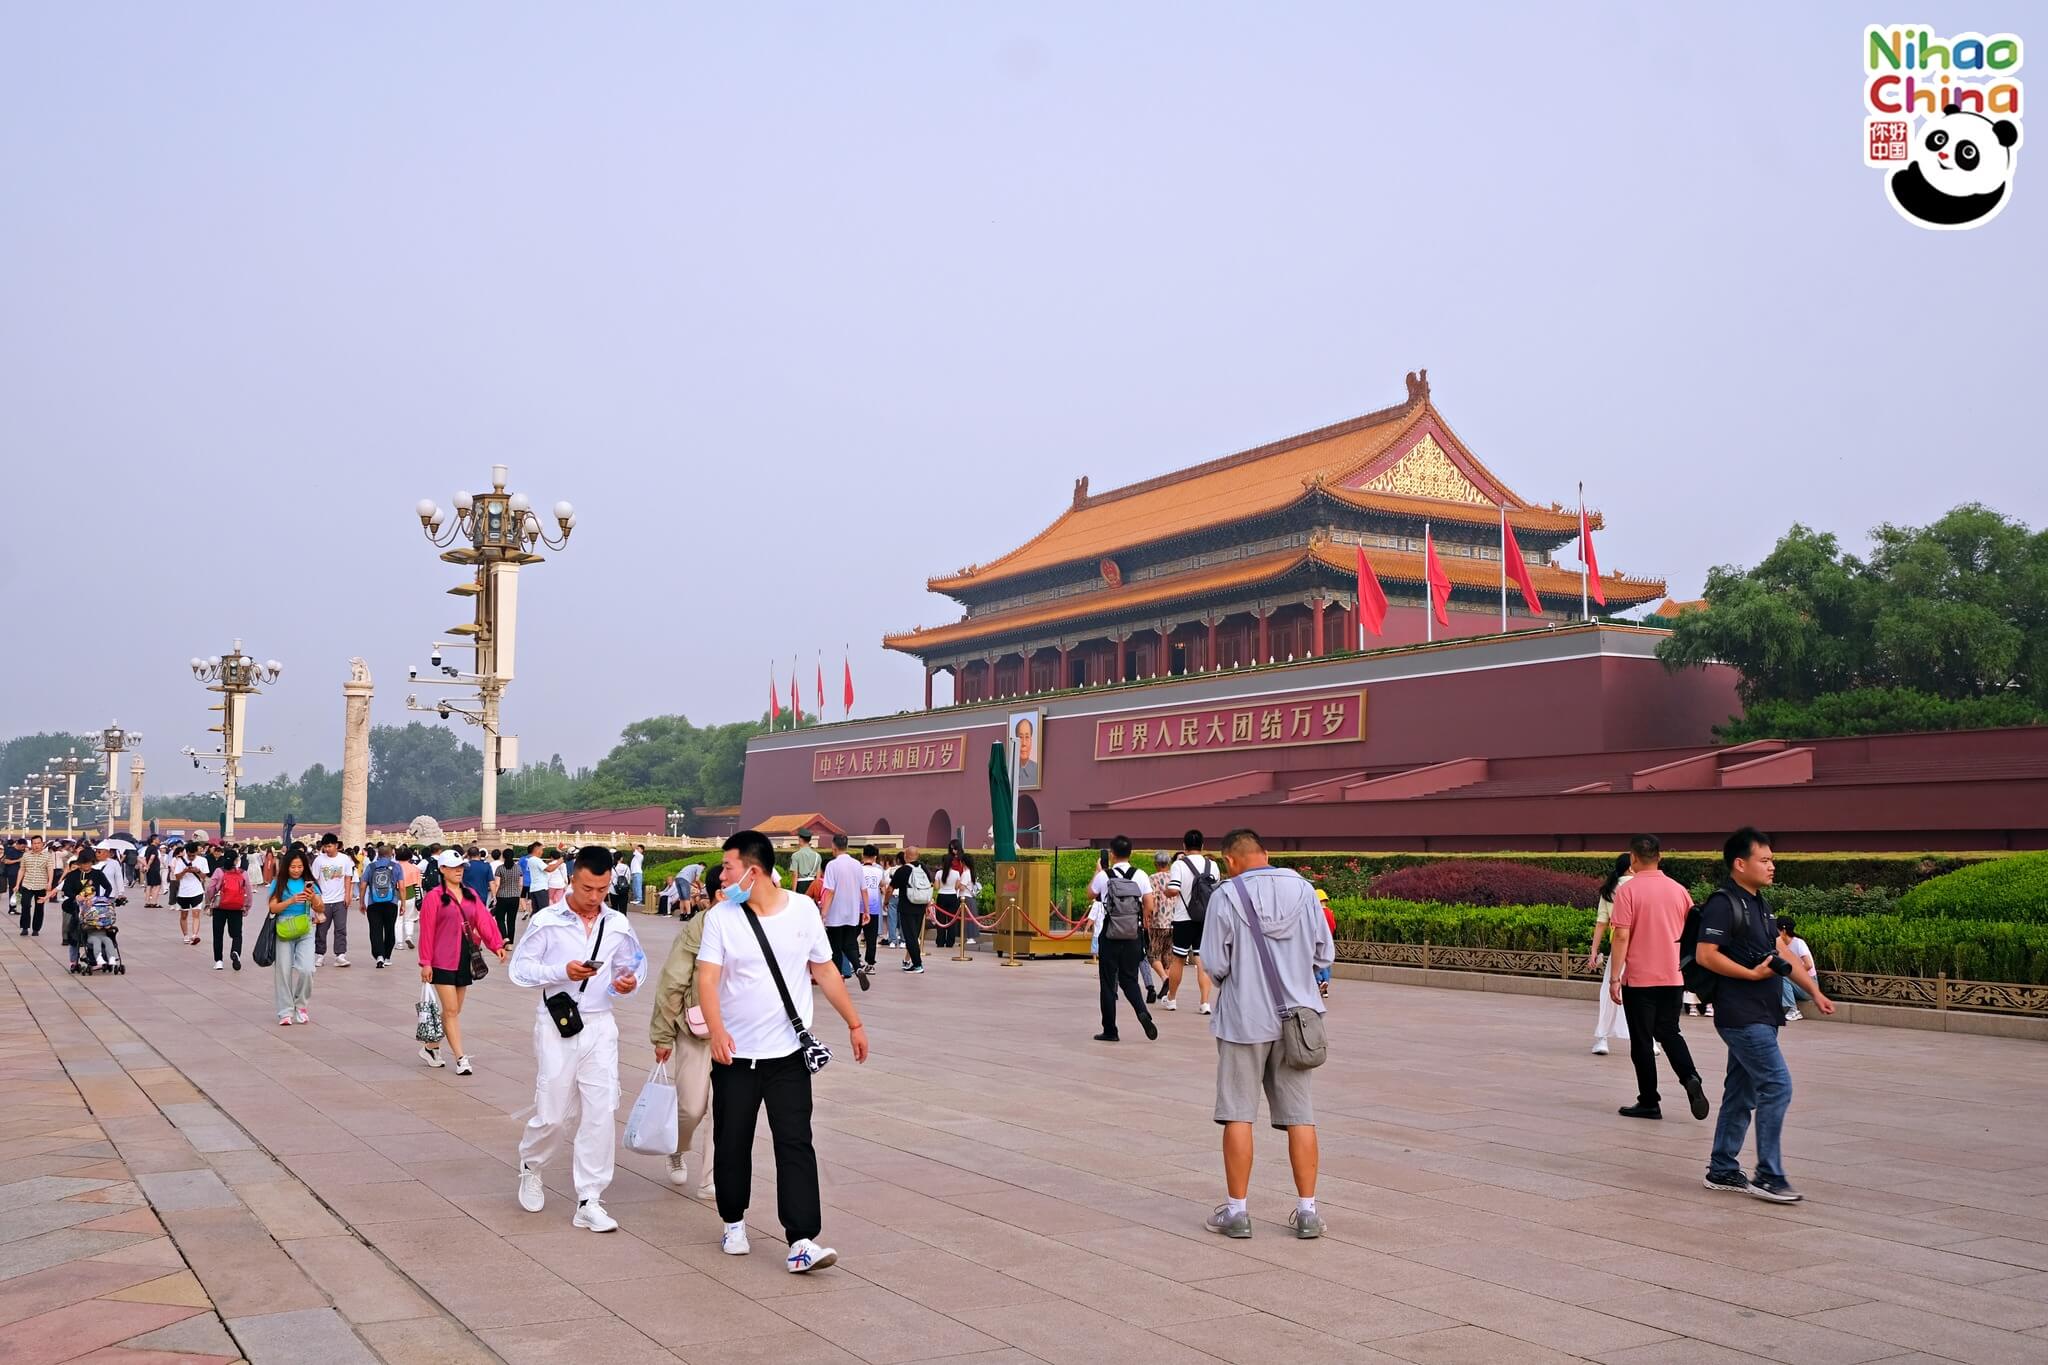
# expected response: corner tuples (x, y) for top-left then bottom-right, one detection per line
(185, 643), (283, 840)
(409, 465), (574, 838)
(43, 752), (93, 838)
(25, 773), (58, 836)
(94, 722), (144, 837)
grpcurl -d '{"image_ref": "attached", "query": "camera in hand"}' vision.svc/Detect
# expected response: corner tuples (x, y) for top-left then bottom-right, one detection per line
(1767, 953), (1793, 977)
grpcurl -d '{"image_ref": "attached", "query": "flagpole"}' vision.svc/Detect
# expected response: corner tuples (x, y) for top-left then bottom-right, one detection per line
(1424, 520), (1433, 644)
(1579, 482), (1589, 622)
(1499, 503), (1508, 633)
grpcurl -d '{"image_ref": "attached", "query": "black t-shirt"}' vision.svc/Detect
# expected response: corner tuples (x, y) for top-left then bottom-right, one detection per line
(889, 864), (913, 893)
(62, 867), (112, 910)
(1698, 880), (1782, 1031)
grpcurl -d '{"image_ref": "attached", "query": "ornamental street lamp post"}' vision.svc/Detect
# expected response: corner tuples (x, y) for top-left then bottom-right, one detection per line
(31, 774), (57, 837)
(410, 466), (573, 840)
(44, 752), (93, 839)
(95, 722), (144, 837)
(186, 643), (283, 841)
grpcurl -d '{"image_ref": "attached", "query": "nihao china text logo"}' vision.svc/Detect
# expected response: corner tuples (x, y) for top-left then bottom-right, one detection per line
(1864, 24), (2023, 229)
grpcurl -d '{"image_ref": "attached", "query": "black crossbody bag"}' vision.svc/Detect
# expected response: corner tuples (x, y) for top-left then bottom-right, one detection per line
(545, 918), (605, 1039)
(742, 905), (832, 1073)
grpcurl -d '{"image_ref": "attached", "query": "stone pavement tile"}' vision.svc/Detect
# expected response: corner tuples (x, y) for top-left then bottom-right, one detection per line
(106, 1271), (211, 1307)
(1217, 1228), (1463, 1294)
(278, 1150), (413, 1194)
(198, 1149), (284, 1189)
(934, 1187), (1120, 1236)
(132, 1171), (236, 1215)
(66, 1349), (239, 1364)
(762, 1282), (1008, 1363)
(1197, 1270), (1457, 1342)
(318, 1179), (461, 1228)
(1054, 1221), (1263, 1281)
(0, 1298), (201, 1365)
(848, 1247), (1047, 1313)
(0, 1176), (115, 1211)
(0, 1199), (127, 1244)
(0, 1260), (166, 1325)
(68, 1181), (147, 1206)
(664, 1235), (876, 1300)
(1592, 1248), (1870, 1316)
(0, 1227), (150, 1279)
(955, 1299), (1223, 1365)
(1006, 1248), (1252, 1328)
(1985, 1272), (2048, 1303)
(1927, 1207), (2048, 1243)
(113, 1144), (209, 1178)
(1600, 1290), (1899, 1365)
(119, 1314), (242, 1358)
(1801, 1301), (2044, 1365)
(1588, 1341), (1783, 1365)
(234, 1180), (345, 1241)
(1390, 1278), (1676, 1356)
(1350, 1324), (1586, 1365)
(585, 1269), (794, 1345)
(671, 1327), (868, 1365)
(1400, 1241), (1649, 1306)
(76, 1208), (167, 1236)
(504, 1226), (690, 1281)
(156, 1208), (326, 1319)
(477, 1315), (678, 1365)
(1159, 1310), (1410, 1363)
(225, 1306), (380, 1365)
(1942, 1236), (2048, 1272)
(62, 1160), (142, 1182)
(1789, 1261), (2048, 1331)
(280, 1235), (441, 1325)
(355, 1315), (500, 1365)
(1766, 1229), (2038, 1286)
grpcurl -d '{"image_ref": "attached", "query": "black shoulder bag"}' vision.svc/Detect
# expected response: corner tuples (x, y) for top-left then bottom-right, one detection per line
(545, 917), (605, 1039)
(742, 905), (833, 1073)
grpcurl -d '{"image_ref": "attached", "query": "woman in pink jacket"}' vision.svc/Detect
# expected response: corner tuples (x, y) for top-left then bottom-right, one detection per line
(418, 849), (508, 1076)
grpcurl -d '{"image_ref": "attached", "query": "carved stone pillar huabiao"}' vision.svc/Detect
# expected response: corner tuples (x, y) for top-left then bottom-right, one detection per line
(127, 759), (146, 839)
(340, 659), (374, 848)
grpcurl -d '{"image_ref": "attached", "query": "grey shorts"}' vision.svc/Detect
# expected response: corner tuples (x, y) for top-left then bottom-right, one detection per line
(1214, 1038), (1315, 1129)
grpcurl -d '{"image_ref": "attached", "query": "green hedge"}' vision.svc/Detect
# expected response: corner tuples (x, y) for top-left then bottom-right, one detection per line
(1896, 851), (2048, 924)
(642, 851), (730, 890)
(1321, 897), (2048, 986)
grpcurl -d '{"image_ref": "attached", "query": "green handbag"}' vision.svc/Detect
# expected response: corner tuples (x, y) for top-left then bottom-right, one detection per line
(275, 909), (311, 941)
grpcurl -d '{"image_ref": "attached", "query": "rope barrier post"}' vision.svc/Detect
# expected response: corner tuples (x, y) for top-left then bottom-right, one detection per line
(954, 895), (972, 963)
(1000, 891), (1022, 968)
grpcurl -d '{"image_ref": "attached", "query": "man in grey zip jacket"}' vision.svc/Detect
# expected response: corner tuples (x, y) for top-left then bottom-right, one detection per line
(1198, 828), (1333, 1241)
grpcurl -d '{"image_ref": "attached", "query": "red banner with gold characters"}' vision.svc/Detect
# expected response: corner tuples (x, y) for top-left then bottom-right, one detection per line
(1093, 691), (1365, 761)
(812, 733), (969, 782)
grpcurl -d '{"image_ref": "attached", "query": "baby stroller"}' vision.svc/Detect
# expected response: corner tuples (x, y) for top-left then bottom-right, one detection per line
(77, 894), (124, 975)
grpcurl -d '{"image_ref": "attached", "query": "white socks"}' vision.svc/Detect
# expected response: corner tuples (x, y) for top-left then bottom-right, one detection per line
(1224, 1197), (1247, 1217)
(1298, 1196), (1317, 1215)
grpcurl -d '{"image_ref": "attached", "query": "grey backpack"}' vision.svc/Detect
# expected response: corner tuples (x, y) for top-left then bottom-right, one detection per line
(1101, 866), (1145, 940)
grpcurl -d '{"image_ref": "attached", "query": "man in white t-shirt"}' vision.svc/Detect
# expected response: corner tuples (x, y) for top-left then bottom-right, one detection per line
(1162, 830), (1219, 1015)
(815, 833), (869, 989)
(310, 833), (356, 966)
(1094, 835), (1159, 1043)
(697, 830), (867, 1274)
(172, 845), (211, 946)
(857, 845), (887, 969)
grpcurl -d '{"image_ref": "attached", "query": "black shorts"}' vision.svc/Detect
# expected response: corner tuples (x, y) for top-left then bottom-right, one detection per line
(173, 893), (203, 910)
(1171, 920), (1203, 957)
(430, 964), (473, 988)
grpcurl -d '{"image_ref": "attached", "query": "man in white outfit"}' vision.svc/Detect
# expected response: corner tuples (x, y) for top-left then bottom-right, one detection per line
(509, 845), (643, 1232)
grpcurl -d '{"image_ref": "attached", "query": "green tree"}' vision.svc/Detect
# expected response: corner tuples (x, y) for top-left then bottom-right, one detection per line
(366, 723), (484, 825)
(0, 732), (100, 793)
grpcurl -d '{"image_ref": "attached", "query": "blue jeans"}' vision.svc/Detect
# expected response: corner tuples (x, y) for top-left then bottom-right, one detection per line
(1780, 977), (1810, 1009)
(886, 895), (902, 944)
(632, 872), (644, 903)
(1709, 1023), (1792, 1183)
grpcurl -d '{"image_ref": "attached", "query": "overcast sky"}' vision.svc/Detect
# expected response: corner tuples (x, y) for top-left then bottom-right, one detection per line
(3, 2), (2042, 789)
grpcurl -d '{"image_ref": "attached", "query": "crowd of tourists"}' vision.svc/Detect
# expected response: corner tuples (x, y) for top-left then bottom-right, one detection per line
(7, 813), (1842, 1271)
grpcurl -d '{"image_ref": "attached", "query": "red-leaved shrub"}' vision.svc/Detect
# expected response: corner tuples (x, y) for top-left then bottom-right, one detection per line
(1365, 860), (1601, 909)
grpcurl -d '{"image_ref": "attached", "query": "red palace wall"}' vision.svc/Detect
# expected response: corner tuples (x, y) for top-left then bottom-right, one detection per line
(740, 626), (1746, 850)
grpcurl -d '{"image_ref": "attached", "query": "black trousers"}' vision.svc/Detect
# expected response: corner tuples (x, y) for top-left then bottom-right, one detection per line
(211, 909), (244, 959)
(826, 923), (862, 977)
(862, 911), (879, 966)
(1098, 936), (1152, 1037)
(1621, 984), (1699, 1107)
(18, 891), (45, 935)
(494, 897), (520, 945)
(711, 1050), (821, 1243)
(365, 903), (399, 962)
(934, 894), (960, 948)
(900, 901), (925, 968)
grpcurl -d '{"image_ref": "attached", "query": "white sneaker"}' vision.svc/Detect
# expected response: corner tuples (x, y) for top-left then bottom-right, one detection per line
(573, 1200), (618, 1233)
(722, 1222), (750, 1255)
(786, 1237), (837, 1273)
(1786, 1009), (1804, 1022)
(696, 1180), (716, 1201)
(1198, 1003), (1212, 1015)
(1591, 1038), (1609, 1055)
(335, 954), (350, 967)
(214, 960), (225, 971)
(517, 1167), (545, 1213)
(419, 1046), (444, 1068)
(315, 954), (326, 967)
(453, 1056), (472, 1076)
(1653, 1041), (1663, 1056)
(294, 1007), (310, 1025)
(667, 1152), (689, 1186)
(1163, 998), (1178, 1011)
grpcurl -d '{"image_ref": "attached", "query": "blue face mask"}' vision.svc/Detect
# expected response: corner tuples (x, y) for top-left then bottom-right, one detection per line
(721, 873), (752, 906)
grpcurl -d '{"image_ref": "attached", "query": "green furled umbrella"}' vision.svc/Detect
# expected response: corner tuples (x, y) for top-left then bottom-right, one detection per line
(989, 740), (1015, 862)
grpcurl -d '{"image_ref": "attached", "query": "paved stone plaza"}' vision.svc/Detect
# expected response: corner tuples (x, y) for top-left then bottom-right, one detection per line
(4, 910), (2047, 1365)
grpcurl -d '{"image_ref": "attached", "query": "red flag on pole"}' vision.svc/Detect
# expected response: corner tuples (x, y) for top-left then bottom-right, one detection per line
(842, 650), (855, 715)
(1580, 496), (1607, 607)
(769, 663), (781, 726)
(1502, 516), (1542, 616)
(791, 658), (802, 726)
(815, 652), (825, 714)
(1355, 544), (1388, 640)
(1424, 526), (1452, 627)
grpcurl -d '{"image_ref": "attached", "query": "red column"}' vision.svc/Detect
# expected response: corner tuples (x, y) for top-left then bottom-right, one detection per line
(1310, 600), (1326, 658)
(1057, 645), (1070, 690)
(923, 666), (934, 710)
(1257, 612), (1270, 665)
(1114, 635), (1127, 682)
(1205, 620), (1219, 672)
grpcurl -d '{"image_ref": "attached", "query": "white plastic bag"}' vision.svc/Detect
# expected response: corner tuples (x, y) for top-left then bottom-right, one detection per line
(415, 985), (444, 1044)
(624, 1060), (679, 1155)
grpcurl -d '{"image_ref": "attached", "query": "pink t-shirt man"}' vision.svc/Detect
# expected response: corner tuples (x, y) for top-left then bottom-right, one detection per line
(1610, 867), (1691, 987)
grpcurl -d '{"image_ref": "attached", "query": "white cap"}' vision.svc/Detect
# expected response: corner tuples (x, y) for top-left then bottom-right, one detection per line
(435, 849), (465, 869)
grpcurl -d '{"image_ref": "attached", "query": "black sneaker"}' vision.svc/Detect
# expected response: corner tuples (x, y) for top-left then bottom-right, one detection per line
(1617, 1103), (1663, 1120)
(1683, 1073), (1711, 1121)
(1141, 1016), (1158, 1041)
(1092, 1031), (1119, 1042)
(854, 967), (871, 992)
(1747, 1174), (1802, 1203)
(1703, 1170), (1752, 1195)
(231, 951), (241, 971)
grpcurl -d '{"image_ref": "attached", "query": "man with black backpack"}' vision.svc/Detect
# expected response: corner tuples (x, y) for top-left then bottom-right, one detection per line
(1163, 829), (1219, 1014)
(1092, 836), (1158, 1043)
(1692, 827), (1835, 1204)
